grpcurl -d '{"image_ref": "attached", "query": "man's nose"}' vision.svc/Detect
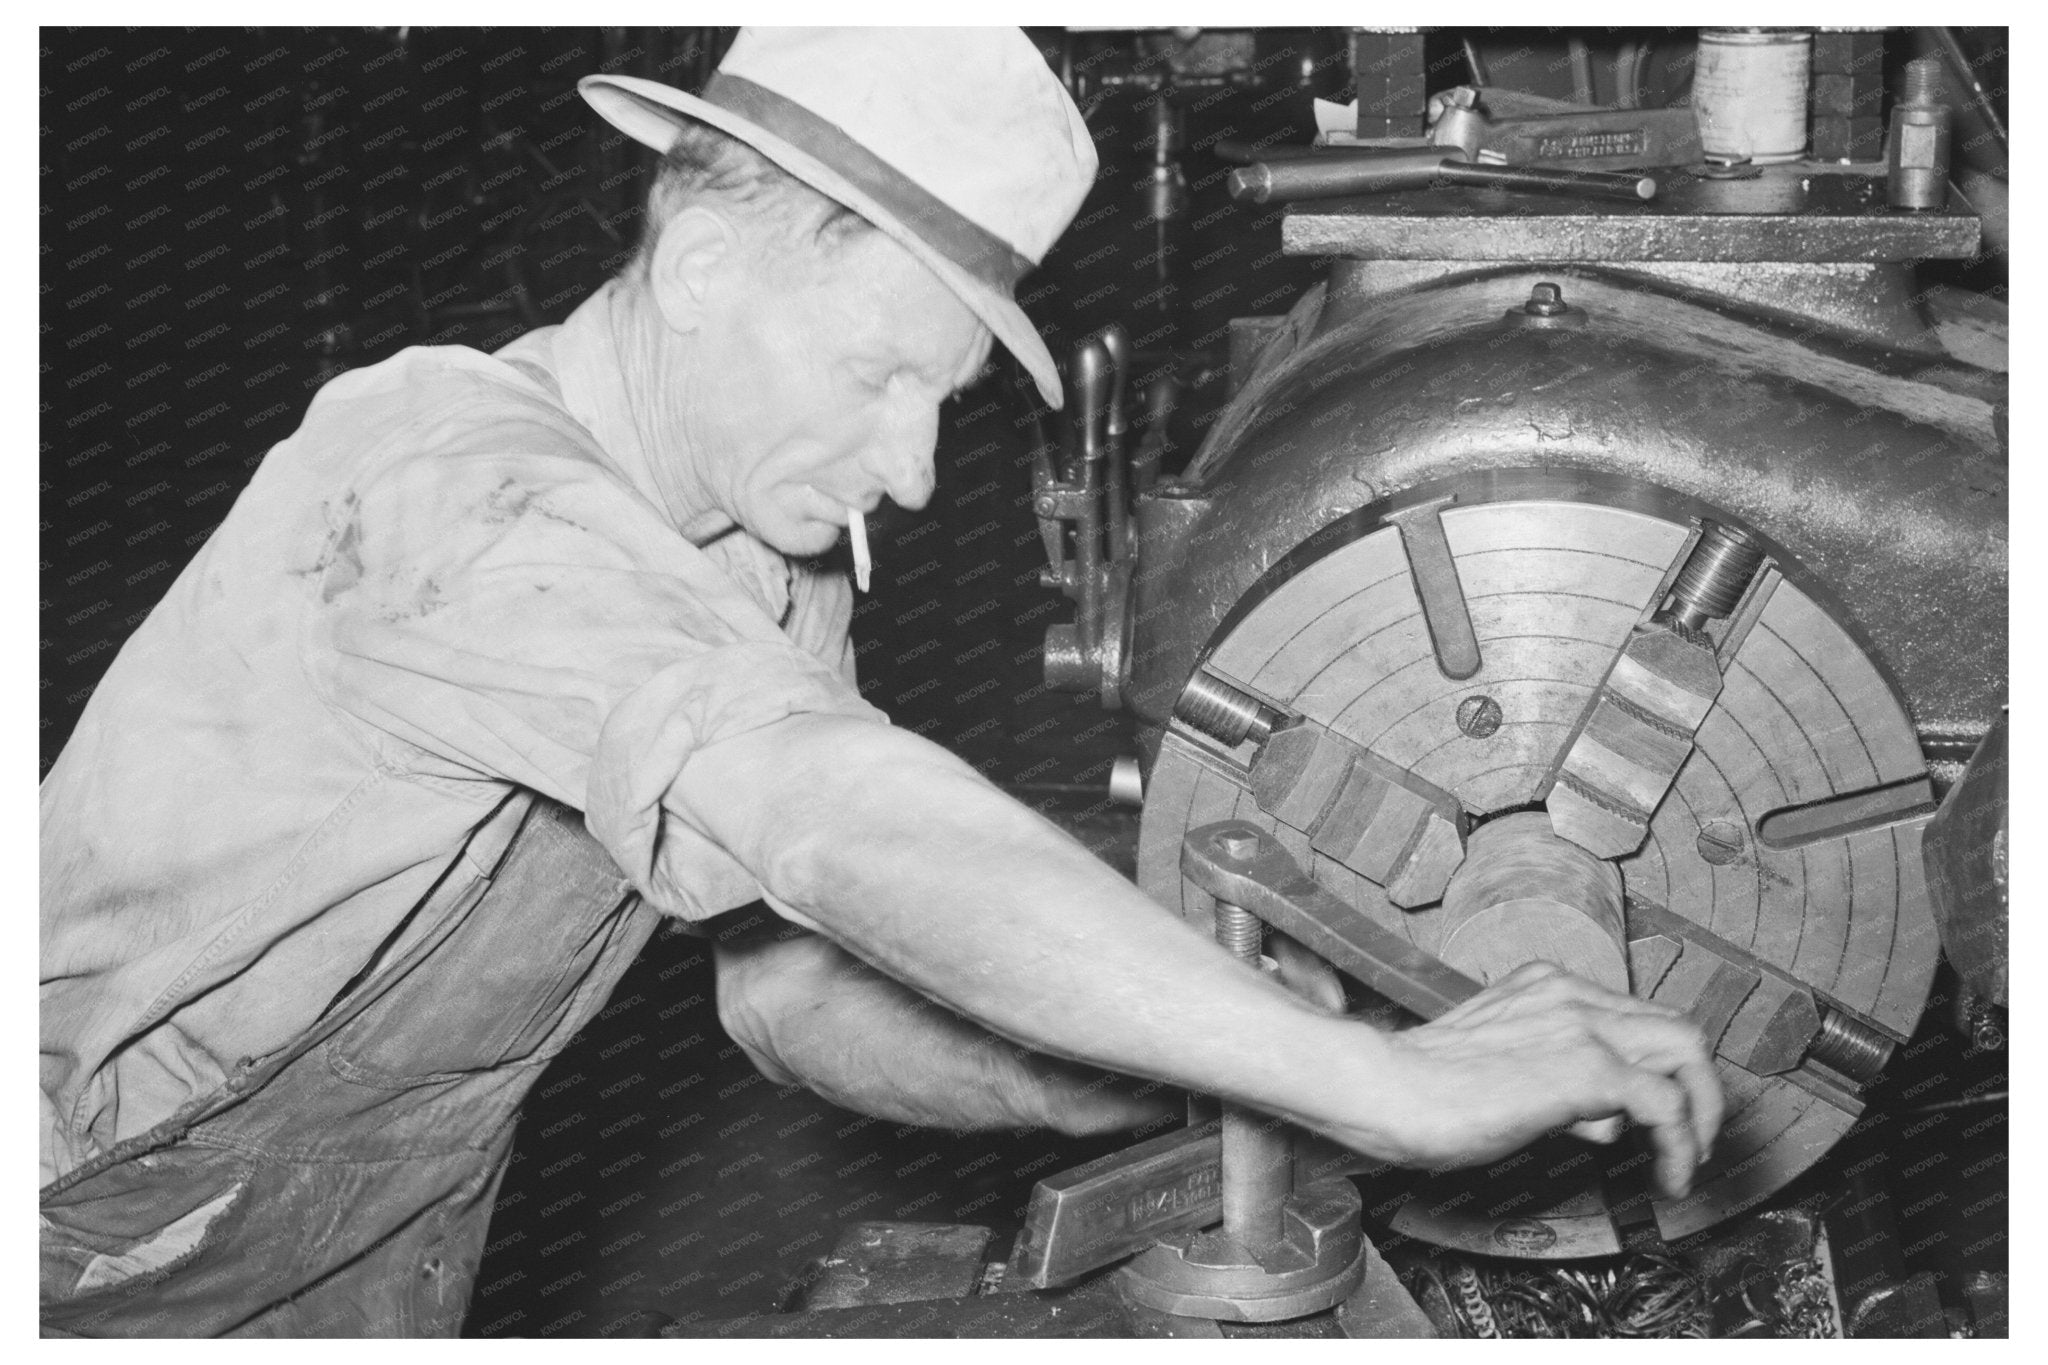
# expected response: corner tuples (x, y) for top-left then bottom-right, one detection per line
(866, 396), (940, 511)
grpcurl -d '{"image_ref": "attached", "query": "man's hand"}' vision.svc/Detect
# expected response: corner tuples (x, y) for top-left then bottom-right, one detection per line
(1306, 962), (1723, 1199)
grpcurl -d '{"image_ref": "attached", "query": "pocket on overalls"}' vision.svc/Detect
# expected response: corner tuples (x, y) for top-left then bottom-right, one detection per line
(324, 798), (644, 1086)
(42, 1145), (252, 1307)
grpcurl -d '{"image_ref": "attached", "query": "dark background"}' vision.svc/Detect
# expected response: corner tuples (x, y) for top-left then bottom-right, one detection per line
(42, 26), (2005, 1337)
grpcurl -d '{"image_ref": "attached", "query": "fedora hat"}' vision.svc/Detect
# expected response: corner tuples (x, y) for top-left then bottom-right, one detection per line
(580, 28), (1097, 409)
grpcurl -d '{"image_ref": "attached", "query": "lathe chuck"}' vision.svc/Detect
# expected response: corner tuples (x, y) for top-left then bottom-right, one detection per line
(1138, 479), (1941, 1254)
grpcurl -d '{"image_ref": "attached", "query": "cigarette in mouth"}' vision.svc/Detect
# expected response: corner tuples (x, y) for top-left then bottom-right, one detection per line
(848, 509), (871, 592)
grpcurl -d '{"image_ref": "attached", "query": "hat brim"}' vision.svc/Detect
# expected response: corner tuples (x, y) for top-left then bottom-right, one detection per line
(581, 74), (1063, 411)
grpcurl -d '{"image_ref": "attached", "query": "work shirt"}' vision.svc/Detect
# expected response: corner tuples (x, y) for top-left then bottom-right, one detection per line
(40, 280), (883, 1188)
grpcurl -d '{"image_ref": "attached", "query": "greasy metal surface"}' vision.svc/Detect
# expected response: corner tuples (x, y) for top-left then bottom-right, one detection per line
(666, 1258), (1384, 1339)
(1138, 492), (1942, 1247)
(1625, 899), (1875, 1093)
(667, 1276), (1136, 1338)
(795, 1222), (993, 1310)
(1233, 152), (1655, 206)
(1281, 164), (1980, 261)
(1127, 270), (2005, 754)
(1479, 106), (1700, 170)
(1009, 1121), (1222, 1289)
(1334, 1240), (1438, 1338)
(1245, 722), (1466, 907)
(1118, 1178), (1365, 1322)
(1326, 260), (1969, 357)
(1923, 712), (2009, 1004)
(1545, 615), (1726, 860)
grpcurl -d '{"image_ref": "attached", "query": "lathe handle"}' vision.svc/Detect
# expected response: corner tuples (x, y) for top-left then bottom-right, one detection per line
(1226, 149), (1455, 204)
(1181, 820), (1481, 1020)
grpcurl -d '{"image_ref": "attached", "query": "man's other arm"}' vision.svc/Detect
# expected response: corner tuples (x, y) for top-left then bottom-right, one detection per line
(714, 918), (1178, 1134)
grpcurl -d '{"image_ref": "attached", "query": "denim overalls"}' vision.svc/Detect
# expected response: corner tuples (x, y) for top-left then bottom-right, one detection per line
(41, 793), (657, 1336)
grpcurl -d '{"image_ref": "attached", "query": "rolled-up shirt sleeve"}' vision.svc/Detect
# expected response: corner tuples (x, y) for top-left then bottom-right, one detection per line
(307, 432), (883, 921)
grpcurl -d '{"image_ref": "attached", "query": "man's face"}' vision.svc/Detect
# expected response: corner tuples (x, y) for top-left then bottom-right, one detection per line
(680, 227), (993, 559)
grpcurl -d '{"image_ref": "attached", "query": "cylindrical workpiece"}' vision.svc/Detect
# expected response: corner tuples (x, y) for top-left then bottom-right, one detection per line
(1694, 29), (1812, 165)
(1435, 812), (1628, 993)
(1212, 900), (1290, 1252)
(1227, 149), (1454, 203)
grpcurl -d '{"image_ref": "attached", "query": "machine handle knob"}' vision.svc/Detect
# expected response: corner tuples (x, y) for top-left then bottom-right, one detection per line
(1070, 336), (1112, 466)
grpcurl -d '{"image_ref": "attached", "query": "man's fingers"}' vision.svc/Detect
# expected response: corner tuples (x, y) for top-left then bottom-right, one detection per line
(1612, 1069), (1698, 1199)
(1582, 1010), (1725, 1160)
(1677, 1052), (1724, 1159)
(1459, 960), (1686, 1025)
(1567, 1114), (1625, 1144)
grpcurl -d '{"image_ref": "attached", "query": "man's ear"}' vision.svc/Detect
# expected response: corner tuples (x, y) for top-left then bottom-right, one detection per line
(647, 205), (738, 337)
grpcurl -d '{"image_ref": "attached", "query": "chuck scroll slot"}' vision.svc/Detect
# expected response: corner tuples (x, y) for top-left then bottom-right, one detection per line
(1388, 495), (1483, 682)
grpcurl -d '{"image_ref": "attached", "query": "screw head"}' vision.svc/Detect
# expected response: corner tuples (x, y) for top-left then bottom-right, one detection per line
(1456, 694), (1503, 739)
(1697, 820), (1747, 866)
(1215, 829), (1260, 862)
(1524, 282), (1568, 317)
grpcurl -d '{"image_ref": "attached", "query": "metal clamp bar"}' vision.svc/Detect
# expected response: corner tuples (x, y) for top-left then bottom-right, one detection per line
(1180, 821), (1482, 1020)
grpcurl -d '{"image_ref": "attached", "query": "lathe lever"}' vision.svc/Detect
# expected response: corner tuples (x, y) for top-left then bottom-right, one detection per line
(1180, 820), (1481, 1021)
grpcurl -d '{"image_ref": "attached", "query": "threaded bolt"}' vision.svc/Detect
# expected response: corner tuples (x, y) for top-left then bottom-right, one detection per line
(1888, 57), (1953, 210)
(1214, 902), (1264, 963)
(1665, 521), (1766, 630)
(1901, 57), (1945, 109)
(1806, 1008), (1893, 1084)
(1175, 672), (1277, 747)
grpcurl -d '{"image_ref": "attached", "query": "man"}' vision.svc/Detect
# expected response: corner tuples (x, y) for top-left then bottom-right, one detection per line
(41, 29), (1721, 1336)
